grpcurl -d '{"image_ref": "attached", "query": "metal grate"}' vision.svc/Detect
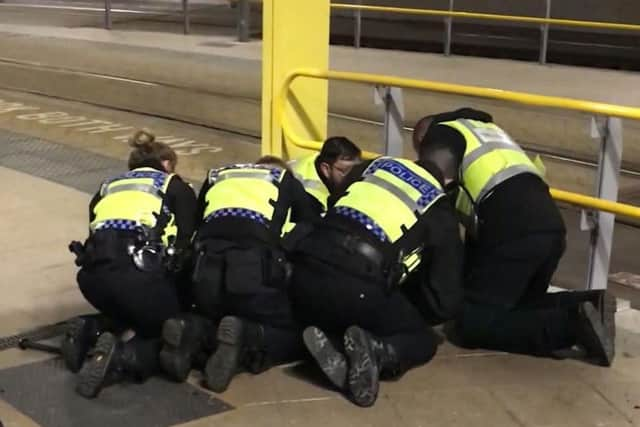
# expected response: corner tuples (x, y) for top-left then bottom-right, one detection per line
(0, 129), (125, 194)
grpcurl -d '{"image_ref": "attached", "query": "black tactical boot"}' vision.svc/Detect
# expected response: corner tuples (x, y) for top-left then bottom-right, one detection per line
(204, 316), (264, 393)
(61, 315), (113, 373)
(343, 326), (400, 408)
(576, 301), (615, 367)
(303, 326), (348, 389)
(160, 314), (213, 382)
(76, 332), (125, 399)
(596, 290), (617, 344)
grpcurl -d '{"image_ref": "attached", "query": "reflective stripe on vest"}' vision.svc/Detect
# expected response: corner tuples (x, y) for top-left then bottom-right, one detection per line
(334, 157), (444, 243)
(203, 164), (286, 226)
(333, 157), (444, 276)
(441, 119), (541, 203)
(90, 167), (177, 245)
(289, 155), (330, 211)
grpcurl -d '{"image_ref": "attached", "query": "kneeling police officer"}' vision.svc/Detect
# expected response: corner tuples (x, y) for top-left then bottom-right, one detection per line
(64, 130), (197, 398)
(290, 153), (464, 407)
(159, 156), (320, 392)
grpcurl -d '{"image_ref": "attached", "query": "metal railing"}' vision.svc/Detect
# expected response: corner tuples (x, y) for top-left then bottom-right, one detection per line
(0, 0), (252, 39)
(331, 2), (640, 64)
(277, 67), (640, 291)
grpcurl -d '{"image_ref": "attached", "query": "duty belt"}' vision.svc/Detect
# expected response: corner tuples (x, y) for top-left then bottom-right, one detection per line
(315, 227), (407, 293)
(320, 228), (387, 275)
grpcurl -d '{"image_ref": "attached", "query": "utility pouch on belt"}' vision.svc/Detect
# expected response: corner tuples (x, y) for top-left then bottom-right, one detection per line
(225, 248), (266, 295)
(263, 248), (293, 290)
(281, 222), (315, 253)
(192, 245), (225, 300)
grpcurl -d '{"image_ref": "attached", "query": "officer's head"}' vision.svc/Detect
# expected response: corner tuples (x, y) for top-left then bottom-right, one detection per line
(316, 136), (362, 192)
(256, 155), (292, 172)
(417, 124), (466, 189)
(128, 129), (177, 173)
(414, 108), (492, 185)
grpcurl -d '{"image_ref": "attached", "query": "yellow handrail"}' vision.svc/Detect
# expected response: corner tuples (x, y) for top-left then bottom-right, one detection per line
(550, 189), (640, 218)
(278, 68), (640, 219)
(331, 3), (640, 33)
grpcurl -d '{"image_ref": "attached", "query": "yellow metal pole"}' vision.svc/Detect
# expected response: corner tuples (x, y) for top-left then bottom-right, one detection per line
(261, 0), (331, 159)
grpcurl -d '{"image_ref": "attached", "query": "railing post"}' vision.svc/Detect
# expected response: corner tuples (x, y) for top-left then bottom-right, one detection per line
(374, 85), (405, 157)
(104, 0), (112, 30)
(583, 116), (623, 290)
(539, 0), (551, 64)
(354, 0), (362, 49)
(444, 0), (454, 56)
(237, 0), (251, 42)
(182, 0), (190, 35)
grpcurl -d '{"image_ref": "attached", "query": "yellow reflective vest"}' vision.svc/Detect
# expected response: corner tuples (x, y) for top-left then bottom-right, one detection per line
(90, 167), (177, 245)
(439, 119), (542, 219)
(333, 156), (445, 277)
(289, 154), (330, 212)
(203, 164), (286, 228)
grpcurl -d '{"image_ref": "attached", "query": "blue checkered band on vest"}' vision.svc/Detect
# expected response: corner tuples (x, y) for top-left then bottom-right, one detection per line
(417, 187), (441, 208)
(333, 206), (388, 242)
(269, 167), (284, 181)
(205, 208), (268, 225)
(94, 219), (140, 231)
(107, 170), (168, 189)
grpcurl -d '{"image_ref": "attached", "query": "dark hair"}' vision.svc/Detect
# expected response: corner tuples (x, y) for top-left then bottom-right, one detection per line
(418, 125), (466, 182)
(256, 155), (291, 172)
(127, 129), (177, 172)
(413, 116), (435, 154)
(317, 136), (361, 165)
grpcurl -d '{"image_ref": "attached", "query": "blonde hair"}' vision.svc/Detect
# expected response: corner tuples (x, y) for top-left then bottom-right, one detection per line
(255, 155), (291, 172)
(127, 129), (177, 172)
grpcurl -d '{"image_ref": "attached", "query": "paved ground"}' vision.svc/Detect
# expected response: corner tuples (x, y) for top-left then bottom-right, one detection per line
(1, 120), (640, 427)
(1, 11), (640, 426)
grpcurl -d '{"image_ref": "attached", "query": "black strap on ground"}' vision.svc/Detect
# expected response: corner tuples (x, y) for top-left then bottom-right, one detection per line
(0, 321), (68, 352)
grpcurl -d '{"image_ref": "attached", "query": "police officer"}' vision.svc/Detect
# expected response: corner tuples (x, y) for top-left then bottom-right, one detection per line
(290, 155), (464, 407)
(63, 130), (197, 398)
(159, 156), (320, 392)
(289, 136), (362, 213)
(414, 108), (616, 366)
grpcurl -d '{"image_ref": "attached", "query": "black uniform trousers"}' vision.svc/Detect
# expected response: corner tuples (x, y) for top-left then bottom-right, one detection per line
(290, 253), (439, 373)
(191, 238), (305, 370)
(78, 260), (183, 379)
(456, 231), (598, 356)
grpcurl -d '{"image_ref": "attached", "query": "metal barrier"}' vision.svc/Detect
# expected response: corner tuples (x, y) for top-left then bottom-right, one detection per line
(331, 2), (640, 64)
(278, 67), (640, 291)
(0, 0), (252, 39)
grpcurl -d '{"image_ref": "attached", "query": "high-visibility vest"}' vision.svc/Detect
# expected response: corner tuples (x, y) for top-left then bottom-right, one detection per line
(289, 154), (330, 212)
(90, 167), (177, 245)
(203, 163), (286, 230)
(439, 119), (542, 218)
(333, 156), (444, 275)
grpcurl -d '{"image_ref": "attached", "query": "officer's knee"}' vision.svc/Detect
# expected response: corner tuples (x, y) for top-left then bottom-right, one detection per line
(455, 308), (495, 348)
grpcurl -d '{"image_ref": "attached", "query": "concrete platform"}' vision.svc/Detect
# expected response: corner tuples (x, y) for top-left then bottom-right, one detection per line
(0, 16), (639, 199)
(1, 10), (640, 427)
(1, 148), (640, 426)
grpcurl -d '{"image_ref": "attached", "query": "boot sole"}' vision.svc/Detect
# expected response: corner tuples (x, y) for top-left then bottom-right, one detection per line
(159, 319), (192, 382)
(583, 302), (615, 367)
(303, 326), (347, 389)
(601, 292), (617, 341)
(62, 317), (92, 373)
(76, 333), (117, 399)
(344, 326), (379, 408)
(204, 316), (243, 393)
